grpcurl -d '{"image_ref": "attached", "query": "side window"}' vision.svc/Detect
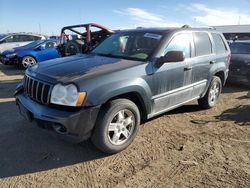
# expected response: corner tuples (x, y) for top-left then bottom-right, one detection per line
(6, 35), (22, 42)
(24, 35), (34, 41)
(19, 35), (30, 42)
(194, 32), (212, 56)
(33, 36), (41, 41)
(212, 33), (227, 54)
(164, 33), (191, 58)
(45, 42), (56, 49)
(5, 36), (14, 42)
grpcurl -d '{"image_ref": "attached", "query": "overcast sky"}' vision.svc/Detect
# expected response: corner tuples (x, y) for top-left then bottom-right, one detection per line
(1, 0), (250, 35)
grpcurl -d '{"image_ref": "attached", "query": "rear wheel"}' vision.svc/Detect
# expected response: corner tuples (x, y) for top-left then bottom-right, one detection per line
(198, 76), (222, 109)
(91, 99), (140, 154)
(21, 56), (36, 68)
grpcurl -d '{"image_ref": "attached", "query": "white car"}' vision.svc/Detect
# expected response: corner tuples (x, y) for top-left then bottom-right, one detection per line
(0, 33), (46, 54)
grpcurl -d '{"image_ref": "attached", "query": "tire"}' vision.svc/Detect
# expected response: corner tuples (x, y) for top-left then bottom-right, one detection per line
(91, 99), (140, 154)
(65, 40), (85, 56)
(198, 76), (222, 109)
(21, 56), (36, 69)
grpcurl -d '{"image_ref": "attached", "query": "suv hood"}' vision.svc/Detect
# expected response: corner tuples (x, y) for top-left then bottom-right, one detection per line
(28, 54), (144, 82)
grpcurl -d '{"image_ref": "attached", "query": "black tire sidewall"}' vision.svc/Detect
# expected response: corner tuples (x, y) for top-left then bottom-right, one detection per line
(65, 41), (81, 55)
(92, 99), (140, 154)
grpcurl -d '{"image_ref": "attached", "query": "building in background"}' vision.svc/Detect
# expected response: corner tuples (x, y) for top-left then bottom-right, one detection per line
(213, 25), (250, 41)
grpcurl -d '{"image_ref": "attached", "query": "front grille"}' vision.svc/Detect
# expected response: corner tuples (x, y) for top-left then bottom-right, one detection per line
(24, 75), (52, 104)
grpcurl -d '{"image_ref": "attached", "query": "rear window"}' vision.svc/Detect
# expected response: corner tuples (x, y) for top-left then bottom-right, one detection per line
(230, 43), (250, 54)
(212, 33), (227, 54)
(20, 35), (41, 41)
(194, 32), (212, 56)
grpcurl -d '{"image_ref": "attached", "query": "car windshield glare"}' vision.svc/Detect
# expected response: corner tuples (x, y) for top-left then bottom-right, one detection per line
(92, 32), (163, 61)
(23, 40), (44, 48)
(230, 43), (250, 54)
(0, 35), (7, 40)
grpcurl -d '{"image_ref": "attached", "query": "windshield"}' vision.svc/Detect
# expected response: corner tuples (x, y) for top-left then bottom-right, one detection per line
(0, 34), (7, 40)
(230, 42), (250, 54)
(92, 32), (163, 61)
(22, 40), (44, 48)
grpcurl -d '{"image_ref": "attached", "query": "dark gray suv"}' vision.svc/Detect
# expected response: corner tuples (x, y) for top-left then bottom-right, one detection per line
(15, 27), (231, 153)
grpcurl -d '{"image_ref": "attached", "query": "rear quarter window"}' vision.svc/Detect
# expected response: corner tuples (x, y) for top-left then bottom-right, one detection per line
(194, 32), (212, 56)
(212, 33), (227, 54)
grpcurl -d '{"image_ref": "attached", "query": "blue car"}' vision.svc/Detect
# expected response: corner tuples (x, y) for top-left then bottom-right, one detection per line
(1, 39), (60, 68)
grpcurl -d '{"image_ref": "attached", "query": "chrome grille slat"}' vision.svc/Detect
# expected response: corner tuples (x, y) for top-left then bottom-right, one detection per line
(36, 81), (39, 99)
(23, 75), (52, 104)
(41, 84), (45, 103)
(31, 79), (34, 98)
(27, 77), (31, 95)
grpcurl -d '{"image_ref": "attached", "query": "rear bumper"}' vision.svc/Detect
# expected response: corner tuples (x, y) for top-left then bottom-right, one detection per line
(228, 67), (250, 85)
(15, 90), (100, 143)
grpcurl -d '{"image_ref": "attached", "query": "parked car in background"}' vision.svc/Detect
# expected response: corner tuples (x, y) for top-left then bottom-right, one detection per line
(15, 27), (230, 153)
(0, 33), (46, 54)
(57, 23), (114, 56)
(228, 41), (250, 85)
(1, 39), (60, 68)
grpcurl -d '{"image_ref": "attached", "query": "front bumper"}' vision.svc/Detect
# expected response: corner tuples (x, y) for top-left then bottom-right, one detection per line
(15, 91), (100, 143)
(0, 55), (18, 65)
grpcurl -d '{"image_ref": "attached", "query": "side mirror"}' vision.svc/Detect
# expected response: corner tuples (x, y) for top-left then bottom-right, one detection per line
(155, 51), (185, 67)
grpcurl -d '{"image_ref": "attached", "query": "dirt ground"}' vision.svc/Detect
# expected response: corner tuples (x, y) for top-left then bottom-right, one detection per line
(0, 63), (249, 188)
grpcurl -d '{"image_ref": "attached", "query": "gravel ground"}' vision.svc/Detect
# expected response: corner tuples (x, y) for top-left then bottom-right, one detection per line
(0, 63), (249, 188)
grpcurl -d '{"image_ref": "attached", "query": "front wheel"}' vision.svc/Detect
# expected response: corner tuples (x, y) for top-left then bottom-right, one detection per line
(91, 99), (140, 154)
(21, 56), (36, 68)
(198, 76), (222, 109)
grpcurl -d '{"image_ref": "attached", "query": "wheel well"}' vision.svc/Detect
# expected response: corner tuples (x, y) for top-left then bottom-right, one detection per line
(215, 71), (225, 85)
(106, 92), (147, 121)
(21, 55), (37, 62)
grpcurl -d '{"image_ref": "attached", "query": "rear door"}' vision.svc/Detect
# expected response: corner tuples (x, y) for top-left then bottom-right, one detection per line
(18, 35), (36, 46)
(36, 41), (60, 61)
(187, 32), (214, 98)
(211, 33), (230, 83)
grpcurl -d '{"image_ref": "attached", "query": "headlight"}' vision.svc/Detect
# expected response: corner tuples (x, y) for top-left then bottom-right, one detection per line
(50, 83), (86, 106)
(6, 53), (16, 58)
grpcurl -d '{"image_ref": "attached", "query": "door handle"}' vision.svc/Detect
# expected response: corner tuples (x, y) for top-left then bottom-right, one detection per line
(184, 67), (192, 71)
(210, 60), (216, 64)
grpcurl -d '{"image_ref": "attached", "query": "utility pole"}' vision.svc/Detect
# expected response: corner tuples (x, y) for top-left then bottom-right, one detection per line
(238, 16), (241, 25)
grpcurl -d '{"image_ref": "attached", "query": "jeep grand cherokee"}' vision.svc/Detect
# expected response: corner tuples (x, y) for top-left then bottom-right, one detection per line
(15, 27), (230, 153)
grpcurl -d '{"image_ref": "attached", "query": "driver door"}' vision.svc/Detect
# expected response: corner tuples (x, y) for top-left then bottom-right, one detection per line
(36, 42), (60, 62)
(151, 33), (193, 114)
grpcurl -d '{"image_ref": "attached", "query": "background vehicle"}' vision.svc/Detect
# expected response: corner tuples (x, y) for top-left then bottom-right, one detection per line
(0, 33), (47, 54)
(228, 41), (250, 85)
(1, 39), (60, 68)
(57, 23), (114, 56)
(15, 27), (230, 154)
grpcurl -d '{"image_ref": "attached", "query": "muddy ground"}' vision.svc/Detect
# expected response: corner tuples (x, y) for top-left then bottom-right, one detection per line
(0, 63), (249, 188)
